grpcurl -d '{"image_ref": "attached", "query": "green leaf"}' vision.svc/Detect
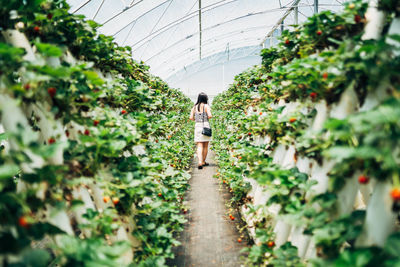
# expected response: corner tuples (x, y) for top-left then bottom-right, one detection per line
(110, 140), (127, 151)
(35, 42), (63, 57)
(21, 249), (51, 267)
(30, 223), (65, 239)
(0, 164), (19, 179)
(384, 232), (400, 257)
(335, 250), (373, 267)
(0, 132), (10, 141)
(83, 71), (104, 86)
(388, 34), (400, 43)
(145, 223), (156, 230)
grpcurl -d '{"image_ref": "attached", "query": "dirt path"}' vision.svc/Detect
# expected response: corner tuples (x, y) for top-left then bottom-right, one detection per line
(169, 150), (245, 267)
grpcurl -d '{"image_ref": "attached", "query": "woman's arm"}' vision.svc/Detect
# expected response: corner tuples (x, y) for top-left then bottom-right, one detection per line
(205, 104), (212, 119)
(189, 106), (195, 121)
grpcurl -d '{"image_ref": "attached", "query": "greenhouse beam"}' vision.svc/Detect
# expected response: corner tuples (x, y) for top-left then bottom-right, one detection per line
(71, 0), (91, 14)
(111, 0), (172, 37)
(144, 25), (267, 62)
(260, 0), (301, 46)
(126, 0), (239, 47)
(93, 0), (106, 20)
(199, 0), (202, 60)
(134, 4), (313, 52)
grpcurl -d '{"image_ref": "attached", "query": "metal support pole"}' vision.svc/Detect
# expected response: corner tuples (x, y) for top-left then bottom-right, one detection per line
(314, 0), (318, 14)
(222, 63), (225, 90)
(280, 20), (284, 33)
(199, 0), (202, 60)
(227, 42), (230, 61)
(294, 6), (298, 24)
(260, 0), (300, 45)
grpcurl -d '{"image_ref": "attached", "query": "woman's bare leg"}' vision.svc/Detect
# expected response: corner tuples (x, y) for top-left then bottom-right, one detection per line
(202, 142), (209, 164)
(197, 142), (203, 165)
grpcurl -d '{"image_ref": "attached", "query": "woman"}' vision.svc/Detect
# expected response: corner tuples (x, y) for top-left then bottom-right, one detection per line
(190, 92), (212, 169)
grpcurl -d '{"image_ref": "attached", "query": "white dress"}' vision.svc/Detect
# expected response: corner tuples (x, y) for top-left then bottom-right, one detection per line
(193, 105), (212, 143)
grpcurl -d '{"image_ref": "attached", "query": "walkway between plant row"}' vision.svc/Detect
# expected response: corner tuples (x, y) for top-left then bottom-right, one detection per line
(169, 150), (245, 267)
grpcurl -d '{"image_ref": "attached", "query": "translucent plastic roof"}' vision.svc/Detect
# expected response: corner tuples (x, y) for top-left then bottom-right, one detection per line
(68, 0), (345, 79)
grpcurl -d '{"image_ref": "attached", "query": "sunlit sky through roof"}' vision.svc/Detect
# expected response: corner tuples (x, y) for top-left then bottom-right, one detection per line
(68, 0), (345, 98)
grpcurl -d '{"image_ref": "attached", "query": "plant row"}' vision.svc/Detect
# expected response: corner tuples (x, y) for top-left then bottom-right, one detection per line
(0, 1), (194, 266)
(212, 0), (400, 266)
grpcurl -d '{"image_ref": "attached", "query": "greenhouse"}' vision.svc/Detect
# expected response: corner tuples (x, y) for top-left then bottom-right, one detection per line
(0, 0), (399, 266)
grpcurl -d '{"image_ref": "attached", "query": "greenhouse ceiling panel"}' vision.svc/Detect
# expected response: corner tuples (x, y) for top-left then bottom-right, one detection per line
(68, 0), (345, 79)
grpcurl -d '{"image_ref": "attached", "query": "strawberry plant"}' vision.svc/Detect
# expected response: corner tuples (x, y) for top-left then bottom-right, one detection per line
(212, 0), (400, 265)
(0, 1), (195, 266)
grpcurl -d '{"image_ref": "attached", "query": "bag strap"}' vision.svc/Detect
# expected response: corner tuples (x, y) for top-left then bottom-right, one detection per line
(202, 104), (205, 123)
(203, 105), (209, 127)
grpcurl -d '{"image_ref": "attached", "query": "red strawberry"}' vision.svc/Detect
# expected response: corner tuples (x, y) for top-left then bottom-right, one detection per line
(248, 132), (252, 136)
(285, 39), (290, 45)
(93, 120), (100, 126)
(391, 188), (400, 202)
(18, 216), (29, 228)
(322, 72), (328, 80)
(310, 92), (317, 98)
(354, 15), (362, 23)
(158, 193), (162, 197)
(84, 129), (90, 136)
(103, 196), (110, 203)
(33, 26), (40, 32)
(267, 241), (275, 247)
(47, 87), (56, 97)
(358, 175), (369, 184)
(112, 197), (120, 205)
(65, 130), (70, 138)
(23, 84), (31, 90)
(259, 112), (263, 115)
(48, 138), (56, 144)
(47, 13), (53, 19)
(237, 238), (242, 243)
(121, 109), (127, 115)
(289, 117), (296, 123)
(317, 30), (322, 35)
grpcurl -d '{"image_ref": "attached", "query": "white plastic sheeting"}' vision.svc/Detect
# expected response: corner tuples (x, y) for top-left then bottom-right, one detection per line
(68, 0), (345, 79)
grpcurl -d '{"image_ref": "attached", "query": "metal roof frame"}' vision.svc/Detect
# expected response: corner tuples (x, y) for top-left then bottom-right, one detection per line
(68, 0), (346, 80)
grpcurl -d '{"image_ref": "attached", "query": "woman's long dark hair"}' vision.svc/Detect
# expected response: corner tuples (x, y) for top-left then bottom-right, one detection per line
(195, 92), (208, 112)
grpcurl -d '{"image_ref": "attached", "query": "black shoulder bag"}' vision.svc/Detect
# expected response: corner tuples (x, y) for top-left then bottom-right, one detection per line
(201, 105), (212, 137)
